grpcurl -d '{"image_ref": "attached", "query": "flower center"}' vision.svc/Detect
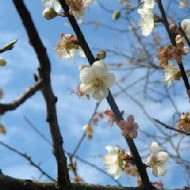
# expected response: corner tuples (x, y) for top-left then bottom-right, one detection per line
(152, 155), (163, 166)
(92, 76), (103, 88)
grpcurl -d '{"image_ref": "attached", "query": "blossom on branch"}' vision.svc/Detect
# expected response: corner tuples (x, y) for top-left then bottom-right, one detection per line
(147, 142), (169, 177)
(55, 34), (85, 58)
(65, 0), (94, 18)
(43, 0), (62, 12)
(163, 64), (181, 87)
(104, 110), (117, 126)
(103, 146), (124, 179)
(177, 112), (190, 133)
(137, 8), (154, 36)
(117, 115), (139, 138)
(79, 61), (115, 100)
(83, 124), (93, 139)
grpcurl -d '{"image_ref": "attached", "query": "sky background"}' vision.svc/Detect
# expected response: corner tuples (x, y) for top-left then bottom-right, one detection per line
(0, 0), (190, 189)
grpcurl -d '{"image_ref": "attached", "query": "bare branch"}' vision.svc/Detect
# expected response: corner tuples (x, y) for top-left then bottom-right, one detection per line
(0, 141), (55, 181)
(0, 79), (43, 115)
(57, 0), (151, 187)
(153, 118), (190, 136)
(12, 0), (70, 189)
(157, 0), (190, 99)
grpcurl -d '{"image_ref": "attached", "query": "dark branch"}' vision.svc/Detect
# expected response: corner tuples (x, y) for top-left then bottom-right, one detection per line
(57, 0), (151, 187)
(12, 0), (70, 189)
(0, 175), (157, 190)
(157, 0), (190, 99)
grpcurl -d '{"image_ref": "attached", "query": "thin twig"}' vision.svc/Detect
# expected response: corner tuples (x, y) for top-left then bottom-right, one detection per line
(24, 116), (52, 146)
(153, 118), (190, 136)
(24, 116), (122, 186)
(71, 102), (100, 158)
(0, 141), (55, 181)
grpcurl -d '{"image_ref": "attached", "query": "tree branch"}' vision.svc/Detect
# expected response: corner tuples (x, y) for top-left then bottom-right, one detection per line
(157, 0), (190, 99)
(0, 79), (43, 115)
(12, 0), (70, 189)
(0, 175), (151, 190)
(58, 0), (151, 187)
(153, 118), (190, 136)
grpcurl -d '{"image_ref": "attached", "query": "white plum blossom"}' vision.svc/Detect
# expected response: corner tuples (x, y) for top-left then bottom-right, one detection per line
(147, 142), (169, 177)
(142, 0), (154, 9)
(79, 60), (115, 100)
(103, 146), (124, 179)
(65, 0), (94, 18)
(137, 8), (154, 36)
(43, 0), (62, 12)
(163, 64), (181, 87)
(55, 34), (85, 58)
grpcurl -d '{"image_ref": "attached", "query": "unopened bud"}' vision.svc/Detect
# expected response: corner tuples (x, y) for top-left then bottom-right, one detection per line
(42, 7), (57, 20)
(0, 58), (6, 66)
(112, 11), (121, 20)
(96, 50), (106, 60)
(169, 24), (177, 33)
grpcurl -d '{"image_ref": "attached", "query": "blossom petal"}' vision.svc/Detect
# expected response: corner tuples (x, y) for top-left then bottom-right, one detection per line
(84, 0), (94, 8)
(157, 152), (169, 162)
(181, 19), (190, 31)
(157, 165), (167, 176)
(54, 0), (62, 12)
(103, 73), (115, 88)
(152, 166), (158, 177)
(138, 8), (154, 36)
(80, 83), (94, 95)
(150, 142), (160, 154)
(105, 146), (118, 154)
(92, 61), (108, 75)
(92, 88), (109, 100)
(114, 168), (122, 179)
(80, 67), (94, 83)
(143, 0), (154, 9)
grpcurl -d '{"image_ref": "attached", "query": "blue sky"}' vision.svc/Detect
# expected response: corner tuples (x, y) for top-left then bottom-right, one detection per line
(0, 0), (190, 189)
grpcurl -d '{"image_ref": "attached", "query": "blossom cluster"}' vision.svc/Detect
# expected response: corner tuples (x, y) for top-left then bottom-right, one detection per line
(55, 33), (85, 58)
(103, 142), (169, 179)
(103, 146), (134, 179)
